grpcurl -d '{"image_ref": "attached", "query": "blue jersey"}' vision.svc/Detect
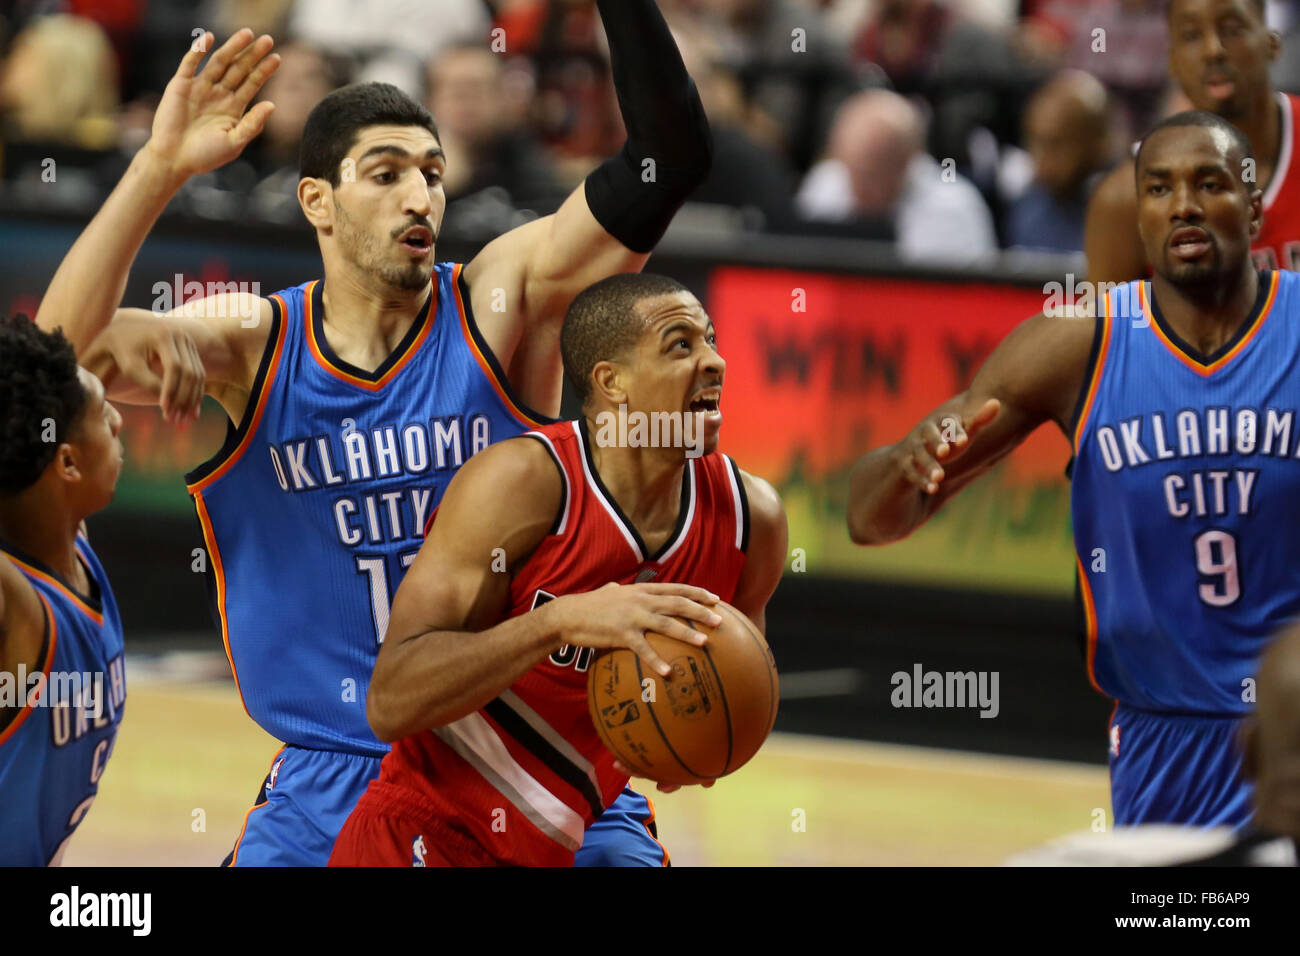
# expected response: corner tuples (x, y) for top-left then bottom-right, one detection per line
(1072, 270), (1300, 714)
(187, 263), (548, 755)
(0, 536), (126, 865)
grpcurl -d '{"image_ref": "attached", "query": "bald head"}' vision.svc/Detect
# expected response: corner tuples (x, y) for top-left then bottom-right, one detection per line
(1024, 70), (1111, 199)
(1246, 624), (1300, 839)
(826, 90), (925, 217)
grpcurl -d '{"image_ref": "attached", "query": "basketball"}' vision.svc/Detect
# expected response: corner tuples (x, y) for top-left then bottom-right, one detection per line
(587, 601), (779, 786)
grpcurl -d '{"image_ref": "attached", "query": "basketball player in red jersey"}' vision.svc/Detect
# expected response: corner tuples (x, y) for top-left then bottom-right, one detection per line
(329, 274), (787, 866)
(1086, 0), (1300, 279)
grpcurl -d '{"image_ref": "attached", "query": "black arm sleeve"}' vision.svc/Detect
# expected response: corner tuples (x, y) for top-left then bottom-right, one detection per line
(583, 0), (713, 253)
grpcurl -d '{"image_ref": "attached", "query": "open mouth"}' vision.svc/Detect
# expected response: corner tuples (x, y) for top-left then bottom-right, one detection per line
(688, 389), (721, 415)
(397, 225), (433, 254)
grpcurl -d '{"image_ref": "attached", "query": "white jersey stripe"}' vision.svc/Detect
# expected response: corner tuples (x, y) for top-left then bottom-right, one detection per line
(436, 712), (585, 851)
(1264, 91), (1293, 210)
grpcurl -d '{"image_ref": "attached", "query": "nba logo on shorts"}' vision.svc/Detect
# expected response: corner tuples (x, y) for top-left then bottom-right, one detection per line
(267, 756), (285, 791)
(412, 835), (427, 867)
(1109, 723), (1121, 758)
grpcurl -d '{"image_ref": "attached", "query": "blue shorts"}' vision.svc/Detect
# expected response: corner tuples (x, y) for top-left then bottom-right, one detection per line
(1108, 703), (1254, 829)
(224, 745), (668, 866)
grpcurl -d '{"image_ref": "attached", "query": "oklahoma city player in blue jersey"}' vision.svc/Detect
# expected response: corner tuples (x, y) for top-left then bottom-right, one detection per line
(0, 318), (127, 865)
(74, 2), (712, 864)
(1, 30), (281, 865)
(848, 110), (1300, 828)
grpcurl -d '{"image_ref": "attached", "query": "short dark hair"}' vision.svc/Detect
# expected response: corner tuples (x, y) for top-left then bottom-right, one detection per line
(561, 274), (692, 405)
(1136, 110), (1256, 184)
(300, 82), (440, 186)
(0, 314), (87, 494)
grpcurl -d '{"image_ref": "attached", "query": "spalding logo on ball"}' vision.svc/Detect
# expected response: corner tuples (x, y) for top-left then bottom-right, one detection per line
(587, 601), (779, 786)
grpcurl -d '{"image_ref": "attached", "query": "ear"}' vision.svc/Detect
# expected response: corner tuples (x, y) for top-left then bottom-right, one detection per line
(1248, 185), (1265, 239)
(590, 361), (627, 407)
(1267, 29), (1282, 65)
(53, 442), (83, 484)
(298, 177), (334, 232)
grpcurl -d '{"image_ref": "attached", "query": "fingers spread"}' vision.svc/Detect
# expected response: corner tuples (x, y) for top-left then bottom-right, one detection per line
(198, 28), (255, 87)
(223, 34), (276, 94)
(234, 50), (281, 108)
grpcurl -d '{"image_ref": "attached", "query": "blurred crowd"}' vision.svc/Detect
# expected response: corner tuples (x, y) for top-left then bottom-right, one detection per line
(6, 0), (1300, 262)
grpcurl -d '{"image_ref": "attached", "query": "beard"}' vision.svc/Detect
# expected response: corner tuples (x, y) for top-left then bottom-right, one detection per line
(334, 200), (436, 291)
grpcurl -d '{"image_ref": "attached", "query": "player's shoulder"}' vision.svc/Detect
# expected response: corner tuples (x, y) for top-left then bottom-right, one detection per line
(456, 431), (566, 498)
(729, 462), (786, 539)
(1089, 159), (1137, 214)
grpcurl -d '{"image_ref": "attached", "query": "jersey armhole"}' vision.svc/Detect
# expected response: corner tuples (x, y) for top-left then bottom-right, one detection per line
(725, 456), (751, 554)
(184, 296), (285, 487)
(1063, 301), (1108, 480)
(520, 433), (570, 536)
(455, 268), (559, 428)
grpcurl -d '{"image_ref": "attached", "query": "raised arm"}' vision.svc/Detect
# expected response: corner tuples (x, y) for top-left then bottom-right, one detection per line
(366, 438), (722, 742)
(1084, 160), (1148, 286)
(729, 471), (788, 638)
(36, 30), (278, 354)
(847, 311), (1098, 546)
(463, 0), (712, 415)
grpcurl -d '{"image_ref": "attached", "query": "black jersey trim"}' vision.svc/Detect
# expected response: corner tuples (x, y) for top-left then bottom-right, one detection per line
(482, 698), (605, 819)
(1064, 297), (1108, 481)
(184, 295), (284, 487)
(0, 540), (102, 613)
(1145, 270), (1274, 368)
(575, 419), (694, 563)
(725, 456), (751, 555)
(519, 432), (570, 536)
(456, 267), (559, 428)
(308, 278), (433, 383)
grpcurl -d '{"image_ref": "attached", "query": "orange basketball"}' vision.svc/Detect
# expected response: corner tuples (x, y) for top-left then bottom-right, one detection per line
(587, 601), (779, 786)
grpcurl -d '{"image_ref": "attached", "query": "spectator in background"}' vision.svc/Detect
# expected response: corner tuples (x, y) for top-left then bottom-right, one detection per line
(853, 0), (1047, 179)
(670, 15), (801, 232)
(1004, 70), (1113, 253)
(425, 42), (565, 216)
(244, 42), (346, 223)
(1020, 0), (1168, 145)
(288, 0), (491, 97)
(699, 0), (859, 171)
(795, 88), (997, 262)
(0, 13), (118, 149)
(493, 0), (625, 185)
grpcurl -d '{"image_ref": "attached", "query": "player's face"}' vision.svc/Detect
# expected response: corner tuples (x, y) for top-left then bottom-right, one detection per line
(1168, 0), (1277, 118)
(1136, 126), (1261, 287)
(68, 367), (124, 512)
(330, 125), (446, 291)
(625, 292), (725, 456)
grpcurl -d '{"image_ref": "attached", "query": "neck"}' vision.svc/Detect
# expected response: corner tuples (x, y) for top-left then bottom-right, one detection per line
(1150, 265), (1260, 355)
(0, 484), (83, 583)
(1234, 88), (1282, 175)
(320, 259), (431, 352)
(585, 415), (686, 539)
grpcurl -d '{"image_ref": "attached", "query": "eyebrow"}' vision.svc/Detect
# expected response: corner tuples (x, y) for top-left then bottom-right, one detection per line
(357, 145), (446, 165)
(659, 320), (714, 338)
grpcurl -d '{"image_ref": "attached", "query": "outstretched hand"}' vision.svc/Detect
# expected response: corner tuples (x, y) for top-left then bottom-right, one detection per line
(145, 29), (280, 184)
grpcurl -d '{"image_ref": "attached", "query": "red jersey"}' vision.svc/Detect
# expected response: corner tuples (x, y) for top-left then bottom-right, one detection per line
(1252, 93), (1300, 271)
(372, 420), (751, 865)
